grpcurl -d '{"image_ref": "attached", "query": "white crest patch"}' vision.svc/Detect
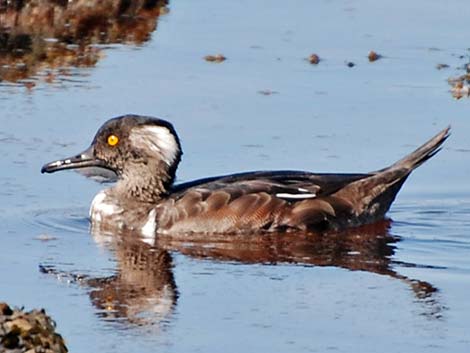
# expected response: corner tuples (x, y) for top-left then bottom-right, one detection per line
(129, 125), (180, 166)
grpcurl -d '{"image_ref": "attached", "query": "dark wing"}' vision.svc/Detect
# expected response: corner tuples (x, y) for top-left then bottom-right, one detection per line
(155, 171), (370, 234)
(171, 170), (369, 198)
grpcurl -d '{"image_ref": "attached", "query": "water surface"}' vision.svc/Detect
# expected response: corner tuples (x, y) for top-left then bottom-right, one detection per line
(1, 0), (470, 352)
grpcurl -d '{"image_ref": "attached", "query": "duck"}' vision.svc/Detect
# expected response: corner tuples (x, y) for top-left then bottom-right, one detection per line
(41, 114), (449, 236)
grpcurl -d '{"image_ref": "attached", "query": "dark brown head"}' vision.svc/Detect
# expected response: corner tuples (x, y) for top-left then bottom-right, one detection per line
(41, 114), (183, 201)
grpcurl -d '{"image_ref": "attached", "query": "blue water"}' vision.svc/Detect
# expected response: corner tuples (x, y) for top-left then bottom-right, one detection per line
(1, 0), (470, 352)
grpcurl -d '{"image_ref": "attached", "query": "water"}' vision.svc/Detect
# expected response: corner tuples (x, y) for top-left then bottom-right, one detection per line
(1, 0), (470, 352)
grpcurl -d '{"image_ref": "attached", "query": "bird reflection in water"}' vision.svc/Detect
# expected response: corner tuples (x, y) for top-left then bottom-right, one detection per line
(53, 218), (440, 327)
(40, 234), (178, 327)
(86, 237), (177, 326)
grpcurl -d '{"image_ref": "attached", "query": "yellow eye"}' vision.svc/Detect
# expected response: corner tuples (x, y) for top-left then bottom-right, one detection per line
(107, 134), (119, 146)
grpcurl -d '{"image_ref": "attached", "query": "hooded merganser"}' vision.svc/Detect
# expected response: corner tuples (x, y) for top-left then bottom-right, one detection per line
(41, 115), (449, 236)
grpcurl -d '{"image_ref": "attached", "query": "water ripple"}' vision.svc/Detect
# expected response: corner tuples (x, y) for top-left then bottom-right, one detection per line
(28, 207), (90, 234)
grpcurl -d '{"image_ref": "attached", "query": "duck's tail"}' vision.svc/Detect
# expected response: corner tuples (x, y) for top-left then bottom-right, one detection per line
(385, 126), (450, 172)
(333, 127), (450, 225)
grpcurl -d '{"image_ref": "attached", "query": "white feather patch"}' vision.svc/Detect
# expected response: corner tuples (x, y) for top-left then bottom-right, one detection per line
(90, 190), (120, 221)
(129, 125), (179, 166)
(276, 192), (316, 200)
(141, 208), (157, 240)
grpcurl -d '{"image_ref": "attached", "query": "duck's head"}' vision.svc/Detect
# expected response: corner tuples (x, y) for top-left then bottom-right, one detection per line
(41, 114), (182, 201)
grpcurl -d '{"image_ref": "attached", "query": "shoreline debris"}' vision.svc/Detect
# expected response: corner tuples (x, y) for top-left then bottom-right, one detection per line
(0, 302), (68, 353)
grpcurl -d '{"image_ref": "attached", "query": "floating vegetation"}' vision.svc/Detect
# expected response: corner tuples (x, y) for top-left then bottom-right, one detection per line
(204, 54), (226, 63)
(308, 53), (320, 65)
(367, 50), (381, 62)
(436, 63), (450, 70)
(450, 79), (470, 99)
(448, 59), (470, 99)
(257, 89), (279, 95)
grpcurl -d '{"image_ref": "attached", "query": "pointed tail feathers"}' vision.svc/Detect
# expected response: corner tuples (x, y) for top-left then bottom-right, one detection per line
(388, 126), (450, 171)
(333, 127), (450, 222)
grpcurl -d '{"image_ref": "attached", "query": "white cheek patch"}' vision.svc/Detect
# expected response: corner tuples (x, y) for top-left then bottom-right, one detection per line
(129, 126), (180, 166)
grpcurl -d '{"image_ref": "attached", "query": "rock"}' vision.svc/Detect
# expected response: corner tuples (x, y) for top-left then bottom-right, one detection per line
(0, 303), (68, 353)
(6, 318), (33, 333)
(0, 303), (13, 316)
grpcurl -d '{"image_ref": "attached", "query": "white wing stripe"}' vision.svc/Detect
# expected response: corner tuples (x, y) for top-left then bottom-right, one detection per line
(276, 192), (316, 199)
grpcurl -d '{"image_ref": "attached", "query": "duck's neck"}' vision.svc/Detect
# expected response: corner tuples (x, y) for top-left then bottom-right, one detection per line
(114, 161), (175, 203)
